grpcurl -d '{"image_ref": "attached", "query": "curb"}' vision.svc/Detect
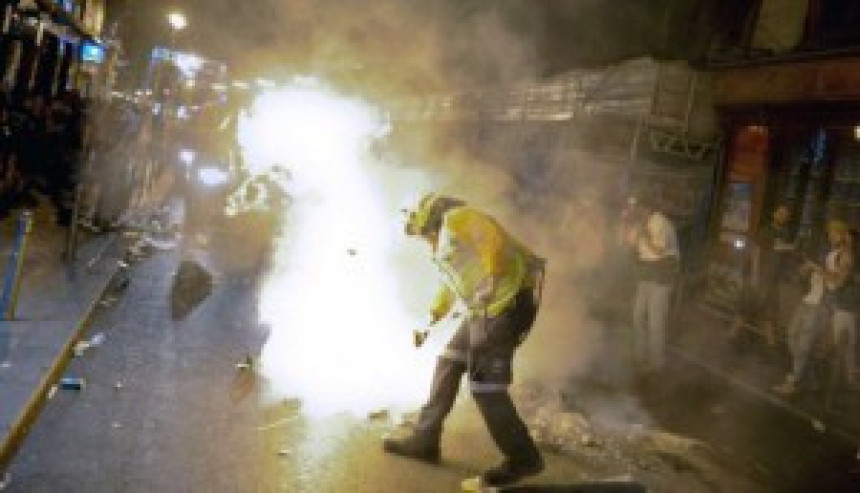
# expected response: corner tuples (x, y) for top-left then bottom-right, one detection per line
(0, 244), (124, 472)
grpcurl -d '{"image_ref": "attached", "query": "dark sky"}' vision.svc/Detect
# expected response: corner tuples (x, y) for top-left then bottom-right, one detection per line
(107, 0), (696, 89)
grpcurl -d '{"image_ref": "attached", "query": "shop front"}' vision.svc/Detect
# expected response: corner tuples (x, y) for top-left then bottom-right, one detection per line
(706, 57), (860, 307)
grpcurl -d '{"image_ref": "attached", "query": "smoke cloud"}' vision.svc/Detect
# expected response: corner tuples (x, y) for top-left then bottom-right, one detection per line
(107, 0), (650, 423)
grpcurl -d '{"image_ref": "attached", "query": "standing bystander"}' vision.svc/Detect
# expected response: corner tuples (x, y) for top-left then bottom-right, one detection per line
(622, 197), (680, 373)
(775, 220), (853, 394)
(730, 204), (796, 345)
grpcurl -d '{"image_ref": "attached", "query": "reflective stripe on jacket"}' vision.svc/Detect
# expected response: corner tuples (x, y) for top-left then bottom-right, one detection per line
(430, 206), (536, 319)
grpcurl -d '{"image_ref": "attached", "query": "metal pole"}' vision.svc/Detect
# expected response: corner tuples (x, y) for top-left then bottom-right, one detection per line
(2, 210), (34, 321)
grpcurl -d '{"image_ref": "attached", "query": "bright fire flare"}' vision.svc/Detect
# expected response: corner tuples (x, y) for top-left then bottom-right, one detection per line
(238, 79), (448, 417)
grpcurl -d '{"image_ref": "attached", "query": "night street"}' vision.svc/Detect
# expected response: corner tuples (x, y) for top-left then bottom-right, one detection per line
(3, 1), (860, 491)
(0, 245), (854, 491)
(0, 250), (651, 492)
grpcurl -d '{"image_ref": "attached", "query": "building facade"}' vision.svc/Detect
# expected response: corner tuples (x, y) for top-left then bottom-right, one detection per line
(703, 0), (860, 298)
(0, 0), (116, 103)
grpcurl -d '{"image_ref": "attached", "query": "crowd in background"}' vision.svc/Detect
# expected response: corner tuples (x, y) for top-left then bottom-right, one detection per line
(0, 90), (86, 227)
(617, 198), (857, 402)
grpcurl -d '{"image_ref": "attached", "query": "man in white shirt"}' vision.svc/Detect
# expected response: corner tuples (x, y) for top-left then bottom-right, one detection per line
(775, 220), (854, 395)
(622, 199), (680, 372)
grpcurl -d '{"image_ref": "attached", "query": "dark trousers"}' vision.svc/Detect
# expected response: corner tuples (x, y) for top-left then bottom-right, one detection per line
(414, 290), (540, 464)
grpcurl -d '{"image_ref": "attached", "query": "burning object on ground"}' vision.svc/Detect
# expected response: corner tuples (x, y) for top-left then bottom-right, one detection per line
(170, 259), (213, 321)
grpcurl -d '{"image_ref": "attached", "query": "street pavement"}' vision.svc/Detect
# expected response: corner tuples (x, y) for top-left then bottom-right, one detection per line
(0, 248), (616, 491)
(2, 244), (858, 491)
(0, 250), (652, 492)
(0, 204), (123, 472)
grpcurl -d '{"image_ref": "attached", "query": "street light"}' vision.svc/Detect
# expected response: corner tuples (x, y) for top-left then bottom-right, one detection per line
(167, 11), (187, 32)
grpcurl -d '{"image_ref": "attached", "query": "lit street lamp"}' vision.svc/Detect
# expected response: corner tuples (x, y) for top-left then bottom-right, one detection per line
(167, 11), (188, 32)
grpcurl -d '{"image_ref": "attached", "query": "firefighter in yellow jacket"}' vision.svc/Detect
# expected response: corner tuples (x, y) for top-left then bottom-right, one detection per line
(384, 194), (546, 487)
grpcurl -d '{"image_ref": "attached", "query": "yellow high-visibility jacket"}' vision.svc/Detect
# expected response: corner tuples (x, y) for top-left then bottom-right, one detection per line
(430, 206), (537, 320)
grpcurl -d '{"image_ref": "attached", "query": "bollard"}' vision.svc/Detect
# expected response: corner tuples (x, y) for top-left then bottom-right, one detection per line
(2, 211), (34, 321)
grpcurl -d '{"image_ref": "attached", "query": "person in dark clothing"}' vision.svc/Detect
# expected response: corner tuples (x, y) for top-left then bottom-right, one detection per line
(731, 205), (795, 345)
(45, 92), (85, 227)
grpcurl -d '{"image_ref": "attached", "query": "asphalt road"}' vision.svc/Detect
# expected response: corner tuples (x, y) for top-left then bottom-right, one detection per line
(5, 246), (857, 492)
(3, 250), (621, 492)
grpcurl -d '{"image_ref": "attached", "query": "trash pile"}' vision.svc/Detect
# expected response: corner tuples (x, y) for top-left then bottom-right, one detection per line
(513, 384), (764, 491)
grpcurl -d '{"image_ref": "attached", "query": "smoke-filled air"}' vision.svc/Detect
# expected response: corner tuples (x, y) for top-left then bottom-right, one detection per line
(236, 78), (461, 416)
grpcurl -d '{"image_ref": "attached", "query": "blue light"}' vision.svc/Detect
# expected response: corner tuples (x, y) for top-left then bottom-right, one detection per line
(81, 42), (105, 64)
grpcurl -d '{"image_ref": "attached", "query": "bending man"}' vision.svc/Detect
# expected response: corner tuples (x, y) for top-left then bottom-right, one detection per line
(384, 193), (546, 488)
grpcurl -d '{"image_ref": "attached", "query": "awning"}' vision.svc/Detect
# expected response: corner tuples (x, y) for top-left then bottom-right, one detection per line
(714, 57), (860, 107)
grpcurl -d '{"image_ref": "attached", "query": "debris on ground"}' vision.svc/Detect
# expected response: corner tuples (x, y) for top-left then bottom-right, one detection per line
(106, 265), (131, 295)
(73, 340), (91, 357)
(0, 471), (10, 490)
(277, 448), (292, 457)
(114, 381), (124, 390)
(125, 240), (153, 261)
(59, 377), (86, 391)
(368, 409), (390, 421)
(514, 383), (762, 492)
(143, 231), (179, 251)
(236, 354), (254, 371)
(170, 259), (213, 321)
(90, 332), (106, 347)
(47, 385), (58, 400)
(347, 248), (357, 256)
(99, 297), (119, 308)
(111, 422), (122, 430)
(811, 419), (826, 433)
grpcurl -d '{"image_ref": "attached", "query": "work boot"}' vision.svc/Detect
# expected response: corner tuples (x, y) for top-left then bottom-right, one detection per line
(382, 432), (440, 463)
(481, 456), (544, 487)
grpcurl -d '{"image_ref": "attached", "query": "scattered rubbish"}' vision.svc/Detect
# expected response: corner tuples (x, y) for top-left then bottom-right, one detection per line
(368, 409), (390, 421)
(59, 377), (86, 391)
(117, 260), (130, 269)
(90, 332), (106, 347)
(107, 267), (131, 294)
(144, 232), (179, 251)
(100, 296), (119, 308)
(0, 361), (10, 369)
(111, 422), (122, 430)
(277, 448), (292, 457)
(811, 419), (826, 433)
(114, 381), (124, 390)
(73, 341), (91, 357)
(47, 385), (58, 400)
(0, 471), (10, 490)
(236, 354), (254, 371)
(170, 259), (214, 321)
